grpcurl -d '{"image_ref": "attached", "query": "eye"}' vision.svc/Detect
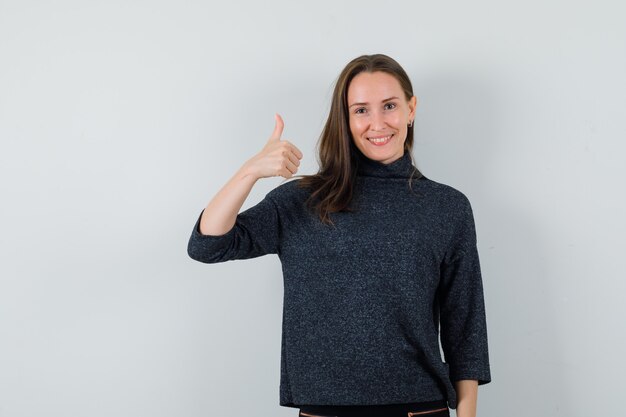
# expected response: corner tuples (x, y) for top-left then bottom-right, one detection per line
(354, 107), (366, 114)
(384, 102), (397, 110)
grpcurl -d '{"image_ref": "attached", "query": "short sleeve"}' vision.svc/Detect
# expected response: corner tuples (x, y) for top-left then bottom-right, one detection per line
(187, 193), (281, 263)
(438, 196), (492, 385)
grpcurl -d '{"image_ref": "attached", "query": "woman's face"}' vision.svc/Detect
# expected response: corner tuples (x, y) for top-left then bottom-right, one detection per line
(347, 71), (417, 165)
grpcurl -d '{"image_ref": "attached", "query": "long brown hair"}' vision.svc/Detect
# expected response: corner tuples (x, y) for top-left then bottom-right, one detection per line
(292, 54), (422, 226)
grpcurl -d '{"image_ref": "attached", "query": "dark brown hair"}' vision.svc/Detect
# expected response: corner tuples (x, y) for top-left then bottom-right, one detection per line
(292, 54), (422, 226)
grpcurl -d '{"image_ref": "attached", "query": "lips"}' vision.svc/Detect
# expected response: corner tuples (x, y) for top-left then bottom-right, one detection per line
(367, 134), (394, 145)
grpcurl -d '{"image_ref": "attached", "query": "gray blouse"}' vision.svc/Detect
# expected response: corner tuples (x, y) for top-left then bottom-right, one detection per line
(187, 149), (492, 409)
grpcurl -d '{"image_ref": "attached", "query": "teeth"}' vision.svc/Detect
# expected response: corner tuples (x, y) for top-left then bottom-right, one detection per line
(368, 134), (392, 143)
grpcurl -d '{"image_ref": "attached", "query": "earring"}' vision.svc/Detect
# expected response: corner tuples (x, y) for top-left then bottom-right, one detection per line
(408, 120), (413, 127)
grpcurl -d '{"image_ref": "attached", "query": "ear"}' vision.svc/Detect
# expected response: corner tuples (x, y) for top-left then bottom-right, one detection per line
(408, 95), (418, 119)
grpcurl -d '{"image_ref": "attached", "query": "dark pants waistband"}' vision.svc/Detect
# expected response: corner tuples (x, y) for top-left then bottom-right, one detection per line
(298, 399), (449, 417)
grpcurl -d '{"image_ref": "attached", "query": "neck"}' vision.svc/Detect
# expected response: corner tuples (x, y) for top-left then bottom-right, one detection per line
(354, 148), (422, 179)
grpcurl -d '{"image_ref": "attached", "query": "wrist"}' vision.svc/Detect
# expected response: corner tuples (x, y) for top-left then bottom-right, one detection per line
(237, 160), (261, 182)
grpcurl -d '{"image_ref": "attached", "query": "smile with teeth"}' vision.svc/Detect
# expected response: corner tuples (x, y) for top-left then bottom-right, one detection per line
(367, 134), (394, 145)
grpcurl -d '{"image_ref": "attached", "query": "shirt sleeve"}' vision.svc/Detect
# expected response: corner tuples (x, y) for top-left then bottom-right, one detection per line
(187, 193), (281, 263)
(438, 195), (492, 385)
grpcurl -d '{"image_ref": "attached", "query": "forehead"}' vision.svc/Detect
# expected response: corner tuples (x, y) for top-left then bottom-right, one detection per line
(347, 71), (404, 103)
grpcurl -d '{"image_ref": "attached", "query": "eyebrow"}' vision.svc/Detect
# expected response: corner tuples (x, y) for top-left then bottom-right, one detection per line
(349, 96), (400, 109)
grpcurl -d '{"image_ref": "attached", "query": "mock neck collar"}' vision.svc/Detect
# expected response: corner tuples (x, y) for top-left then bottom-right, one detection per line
(354, 148), (422, 179)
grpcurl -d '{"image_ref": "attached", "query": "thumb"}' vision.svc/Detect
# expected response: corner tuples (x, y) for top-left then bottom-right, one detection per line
(268, 113), (284, 142)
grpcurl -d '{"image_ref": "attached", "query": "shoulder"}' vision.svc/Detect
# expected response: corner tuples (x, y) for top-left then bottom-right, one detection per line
(420, 178), (479, 249)
(265, 178), (309, 205)
(419, 176), (472, 209)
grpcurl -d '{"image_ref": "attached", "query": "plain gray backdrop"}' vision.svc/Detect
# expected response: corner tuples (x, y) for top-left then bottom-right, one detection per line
(1, 1), (625, 416)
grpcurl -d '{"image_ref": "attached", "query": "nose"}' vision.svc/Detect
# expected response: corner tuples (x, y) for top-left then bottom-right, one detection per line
(370, 108), (386, 131)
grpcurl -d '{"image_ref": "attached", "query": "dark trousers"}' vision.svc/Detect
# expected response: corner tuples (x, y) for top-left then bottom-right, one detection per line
(298, 399), (450, 417)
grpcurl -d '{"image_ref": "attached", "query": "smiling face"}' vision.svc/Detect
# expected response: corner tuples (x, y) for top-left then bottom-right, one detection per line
(347, 71), (417, 165)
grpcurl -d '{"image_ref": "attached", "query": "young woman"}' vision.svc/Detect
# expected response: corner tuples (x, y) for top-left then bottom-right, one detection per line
(187, 54), (491, 417)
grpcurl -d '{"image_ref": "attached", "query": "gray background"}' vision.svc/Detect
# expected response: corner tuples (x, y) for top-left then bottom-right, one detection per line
(1, 1), (624, 416)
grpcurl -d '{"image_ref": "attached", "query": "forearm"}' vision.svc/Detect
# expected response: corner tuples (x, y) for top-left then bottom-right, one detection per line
(199, 161), (260, 236)
(454, 379), (478, 417)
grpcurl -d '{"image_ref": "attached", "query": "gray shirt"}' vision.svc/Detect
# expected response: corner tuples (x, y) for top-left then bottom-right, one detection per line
(187, 149), (491, 409)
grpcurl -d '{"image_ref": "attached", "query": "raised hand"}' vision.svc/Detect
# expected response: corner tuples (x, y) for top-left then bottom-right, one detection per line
(246, 114), (303, 179)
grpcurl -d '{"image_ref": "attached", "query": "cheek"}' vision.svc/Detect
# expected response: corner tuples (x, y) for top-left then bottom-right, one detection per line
(389, 112), (405, 126)
(349, 117), (367, 135)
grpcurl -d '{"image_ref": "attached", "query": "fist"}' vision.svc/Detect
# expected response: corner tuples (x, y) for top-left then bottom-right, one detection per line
(248, 114), (303, 179)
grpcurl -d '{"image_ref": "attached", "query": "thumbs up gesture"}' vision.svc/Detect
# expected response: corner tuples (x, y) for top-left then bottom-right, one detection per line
(246, 114), (303, 179)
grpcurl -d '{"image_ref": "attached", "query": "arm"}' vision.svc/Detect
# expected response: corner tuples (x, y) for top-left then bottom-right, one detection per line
(187, 114), (303, 263)
(198, 114), (300, 236)
(438, 195), (491, 408)
(187, 187), (281, 263)
(454, 379), (478, 417)
(197, 162), (261, 237)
